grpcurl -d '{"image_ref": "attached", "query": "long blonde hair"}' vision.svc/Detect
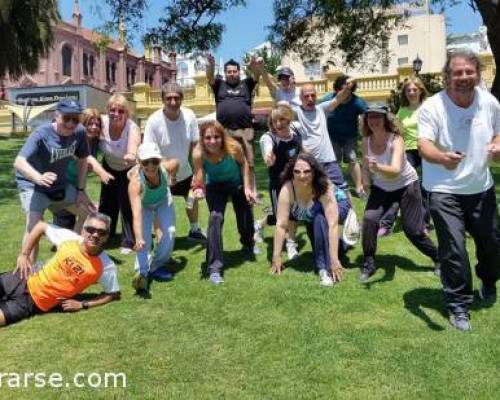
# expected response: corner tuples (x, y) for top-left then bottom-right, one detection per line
(199, 120), (241, 159)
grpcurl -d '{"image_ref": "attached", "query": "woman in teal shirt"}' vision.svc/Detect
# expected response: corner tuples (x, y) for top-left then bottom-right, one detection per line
(192, 120), (257, 285)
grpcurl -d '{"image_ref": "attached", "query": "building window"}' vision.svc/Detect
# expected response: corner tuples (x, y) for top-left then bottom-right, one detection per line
(398, 57), (409, 66)
(177, 61), (189, 78)
(398, 35), (408, 46)
(83, 53), (89, 76)
(303, 61), (321, 79)
(106, 60), (110, 82)
(62, 45), (72, 77)
(111, 62), (116, 83)
(89, 55), (95, 77)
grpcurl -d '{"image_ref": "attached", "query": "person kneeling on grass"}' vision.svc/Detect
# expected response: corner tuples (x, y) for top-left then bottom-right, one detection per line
(256, 104), (302, 259)
(0, 213), (120, 327)
(359, 105), (439, 283)
(192, 120), (258, 285)
(271, 153), (344, 287)
(129, 143), (179, 295)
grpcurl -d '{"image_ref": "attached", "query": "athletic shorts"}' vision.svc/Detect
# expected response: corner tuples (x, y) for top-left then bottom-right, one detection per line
(225, 127), (255, 167)
(170, 175), (193, 197)
(19, 185), (78, 214)
(332, 137), (358, 164)
(0, 272), (39, 325)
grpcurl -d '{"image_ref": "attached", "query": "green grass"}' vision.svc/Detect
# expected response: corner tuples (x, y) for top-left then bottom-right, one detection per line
(1, 137), (500, 399)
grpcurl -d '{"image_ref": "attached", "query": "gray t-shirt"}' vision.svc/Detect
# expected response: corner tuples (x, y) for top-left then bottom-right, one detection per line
(16, 122), (89, 193)
(292, 103), (336, 163)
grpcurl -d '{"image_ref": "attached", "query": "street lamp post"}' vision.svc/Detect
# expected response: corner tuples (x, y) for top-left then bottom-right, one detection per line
(412, 54), (423, 76)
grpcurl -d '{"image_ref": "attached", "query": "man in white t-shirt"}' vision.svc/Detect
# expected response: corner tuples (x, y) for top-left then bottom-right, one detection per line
(143, 83), (205, 242)
(418, 50), (500, 332)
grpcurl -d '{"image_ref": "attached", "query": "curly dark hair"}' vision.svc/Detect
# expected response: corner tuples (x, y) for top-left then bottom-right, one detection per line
(280, 153), (330, 199)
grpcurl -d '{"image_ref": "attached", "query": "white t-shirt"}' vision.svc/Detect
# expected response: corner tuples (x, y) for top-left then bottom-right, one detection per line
(274, 88), (301, 107)
(418, 88), (500, 194)
(43, 224), (120, 294)
(143, 107), (199, 182)
(100, 116), (139, 171)
(292, 103), (336, 163)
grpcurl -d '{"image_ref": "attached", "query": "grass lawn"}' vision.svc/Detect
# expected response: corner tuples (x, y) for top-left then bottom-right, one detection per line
(0, 137), (500, 399)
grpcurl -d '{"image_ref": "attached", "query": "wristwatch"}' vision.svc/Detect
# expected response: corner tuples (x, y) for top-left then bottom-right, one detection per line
(81, 301), (89, 310)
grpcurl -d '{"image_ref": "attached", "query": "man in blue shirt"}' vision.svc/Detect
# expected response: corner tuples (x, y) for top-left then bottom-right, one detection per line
(322, 75), (368, 197)
(14, 98), (94, 262)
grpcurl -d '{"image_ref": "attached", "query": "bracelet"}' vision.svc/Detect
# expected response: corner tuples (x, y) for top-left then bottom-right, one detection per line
(76, 187), (85, 191)
(81, 301), (89, 310)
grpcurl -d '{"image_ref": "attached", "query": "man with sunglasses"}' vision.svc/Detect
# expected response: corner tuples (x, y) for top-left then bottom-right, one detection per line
(0, 212), (120, 327)
(143, 83), (206, 242)
(14, 98), (95, 263)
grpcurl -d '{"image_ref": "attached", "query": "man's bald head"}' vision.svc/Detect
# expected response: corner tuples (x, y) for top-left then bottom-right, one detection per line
(300, 84), (317, 110)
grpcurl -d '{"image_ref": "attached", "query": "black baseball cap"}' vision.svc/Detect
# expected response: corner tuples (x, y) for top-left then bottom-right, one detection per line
(56, 98), (82, 114)
(277, 67), (294, 79)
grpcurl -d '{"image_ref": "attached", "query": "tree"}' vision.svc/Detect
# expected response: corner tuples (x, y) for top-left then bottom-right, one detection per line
(103, 0), (247, 54)
(0, 0), (60, 79)
(268, 0), (500, 100)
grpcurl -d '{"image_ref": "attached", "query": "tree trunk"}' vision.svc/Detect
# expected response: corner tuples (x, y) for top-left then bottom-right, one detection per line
(487, 29), (500, 100)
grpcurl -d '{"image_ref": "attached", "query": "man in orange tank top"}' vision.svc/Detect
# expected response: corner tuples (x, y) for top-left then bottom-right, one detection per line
(0, 212), (120, 327)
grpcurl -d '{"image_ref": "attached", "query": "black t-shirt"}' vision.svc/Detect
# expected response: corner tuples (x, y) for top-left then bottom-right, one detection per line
(263, 131), (302, 189)
(211, 77), (256, 129)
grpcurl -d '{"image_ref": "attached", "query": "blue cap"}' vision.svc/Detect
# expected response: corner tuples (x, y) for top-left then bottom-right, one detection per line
(56, 98), (82, 114)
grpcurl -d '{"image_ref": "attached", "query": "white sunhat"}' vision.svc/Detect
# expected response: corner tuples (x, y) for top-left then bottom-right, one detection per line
(137, 142), (162, 161)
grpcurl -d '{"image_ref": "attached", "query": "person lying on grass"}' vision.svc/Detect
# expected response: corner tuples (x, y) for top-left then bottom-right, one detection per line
(271, 153), (344, 287)
(0, 213), (120, 327)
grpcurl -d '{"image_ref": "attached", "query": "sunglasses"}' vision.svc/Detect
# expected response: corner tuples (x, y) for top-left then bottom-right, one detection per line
(141, 158), (160, 166)
(84, 225), (108, 237)
(62, 115), (80, 124)
(109, 108), (125, 115)
(165, 96), (181, 101)
(293, 169), (312, 175)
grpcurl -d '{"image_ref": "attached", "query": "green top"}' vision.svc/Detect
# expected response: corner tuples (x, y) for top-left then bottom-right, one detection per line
(202, 155), (242, 187)
(396, 106), (419, 151)
(140, 167), (171, 207)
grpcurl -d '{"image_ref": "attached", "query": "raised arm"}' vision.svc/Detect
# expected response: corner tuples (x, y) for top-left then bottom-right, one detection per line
(206, 54), (216, 86)
(257, 59), (277, 98)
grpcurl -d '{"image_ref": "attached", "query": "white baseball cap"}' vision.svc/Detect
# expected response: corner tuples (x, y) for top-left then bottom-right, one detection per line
(137, 142), (162, 161)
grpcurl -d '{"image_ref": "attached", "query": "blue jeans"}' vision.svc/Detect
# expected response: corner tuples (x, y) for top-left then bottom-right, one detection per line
(134, 199), (176, 276)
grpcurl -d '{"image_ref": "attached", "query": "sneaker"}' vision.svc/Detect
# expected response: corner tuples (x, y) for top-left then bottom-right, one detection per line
(132, 273), (147, 292)
(188, 228), (206, 242)
(377, 227), (391, 238)
(319, 269), (334, 287)
(254, 222), (264, 243)
(286, 239), (299, 260)
(449, 312), (471, 332)
(434, 262), (441, 278)
(479, 283), (497, 306)
(150, 266), (173, 282)
(120, 246), (134, 255)
(209, 272), (224, 285)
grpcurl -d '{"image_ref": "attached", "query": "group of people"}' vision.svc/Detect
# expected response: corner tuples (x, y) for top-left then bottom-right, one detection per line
(1, 48), (499, 332)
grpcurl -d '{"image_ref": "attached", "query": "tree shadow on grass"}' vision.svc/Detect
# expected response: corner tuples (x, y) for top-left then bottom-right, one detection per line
(403, 287), (446, 331)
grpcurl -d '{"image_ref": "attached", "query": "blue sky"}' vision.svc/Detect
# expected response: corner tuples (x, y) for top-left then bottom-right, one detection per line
(60, 0), (483, 63)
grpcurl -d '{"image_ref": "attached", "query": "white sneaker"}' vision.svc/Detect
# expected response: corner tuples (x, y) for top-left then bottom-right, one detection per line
(254, 222), (264, 243)
(286, 239), (298, 260)
(319, 269), (334, 287)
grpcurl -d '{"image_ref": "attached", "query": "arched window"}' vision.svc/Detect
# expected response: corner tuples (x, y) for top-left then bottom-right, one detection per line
(62, 45), (72, 77)
(177, 61), (189, 78)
